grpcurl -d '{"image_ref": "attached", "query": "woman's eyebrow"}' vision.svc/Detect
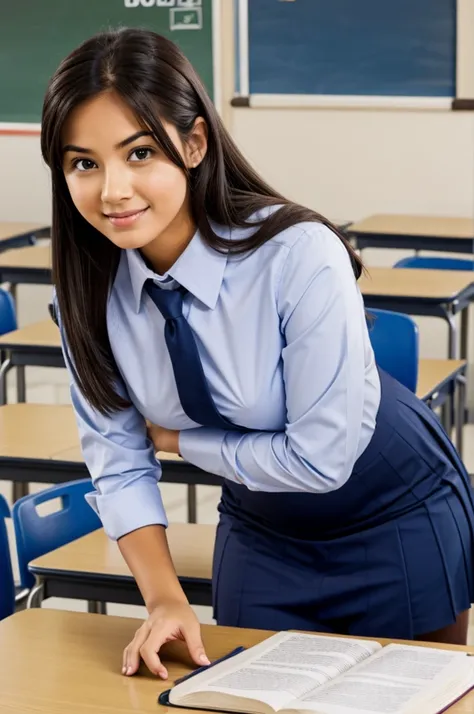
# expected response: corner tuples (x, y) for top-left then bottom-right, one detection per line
(62, 130), (154, 155)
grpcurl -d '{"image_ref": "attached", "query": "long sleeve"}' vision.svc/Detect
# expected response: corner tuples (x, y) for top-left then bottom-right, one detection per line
(179, 226), (376, 493)
(54, 294), (167, 540)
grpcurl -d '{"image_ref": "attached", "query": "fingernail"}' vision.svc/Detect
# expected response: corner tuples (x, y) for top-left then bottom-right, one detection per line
(200, 654), (211, 665)
(126, 666), (132, 675)
(160, 669), (168, 680)
(122, 666), (126, 675)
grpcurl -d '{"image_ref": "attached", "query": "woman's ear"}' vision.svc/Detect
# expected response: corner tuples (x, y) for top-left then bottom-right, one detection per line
(185, 117), (208, 169)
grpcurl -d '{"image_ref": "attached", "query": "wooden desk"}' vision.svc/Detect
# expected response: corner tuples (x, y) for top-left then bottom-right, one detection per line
(361, 267), (474, 359)
(0, 403), (221, 518)
(417, 359), (467, 455)
(0, 609), (472, 713)
(0, 319), (62, 404)
(0, 243), (52, 285)
(29, 525), (215, 608)
(348, 214), (474, 254)
(0, 318), (59, 351)
(0, 221), (49, 253)
(417, 359), (467, 403)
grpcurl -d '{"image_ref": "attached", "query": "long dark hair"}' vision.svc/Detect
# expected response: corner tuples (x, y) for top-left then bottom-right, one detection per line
(41, 28), (362, 415)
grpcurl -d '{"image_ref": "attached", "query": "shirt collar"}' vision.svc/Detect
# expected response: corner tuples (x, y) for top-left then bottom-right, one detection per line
(126, 224), (229, 313)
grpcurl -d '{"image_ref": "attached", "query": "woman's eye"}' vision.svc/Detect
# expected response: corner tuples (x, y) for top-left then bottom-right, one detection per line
(130, 148), (154, 162)
(73, 159), (97, 172)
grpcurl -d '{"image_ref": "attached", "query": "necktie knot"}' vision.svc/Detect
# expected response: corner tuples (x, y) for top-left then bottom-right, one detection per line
(146, 280), (184, 320)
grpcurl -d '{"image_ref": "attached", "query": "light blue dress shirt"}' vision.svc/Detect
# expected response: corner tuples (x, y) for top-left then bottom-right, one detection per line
(57, 213), (381, 540)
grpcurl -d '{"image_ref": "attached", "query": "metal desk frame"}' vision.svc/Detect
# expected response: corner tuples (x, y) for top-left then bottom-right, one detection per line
(27, 565), (211, 609)
(349, 230), (474, 256)
(0, 226), (49, 254)
(364, 285), (474, 361)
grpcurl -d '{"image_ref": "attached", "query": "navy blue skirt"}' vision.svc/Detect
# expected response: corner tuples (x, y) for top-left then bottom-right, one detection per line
(213, 369), (474, 639)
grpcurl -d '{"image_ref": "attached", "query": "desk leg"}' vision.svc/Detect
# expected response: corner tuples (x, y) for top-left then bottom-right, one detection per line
(444, 308), (458, 433)
(446, 308), (458, 359)
(14, 366), (29, 496)
(188, 484), (197, 523)
(16, 365), (26, 402)
(440, 401), (452, 436)
(88, 601), (107, 615)
(0, 357), (12, 405)
(459, 307), (470, 425)
(460, 307), (470, 360)
(9, 283), (17, 307)
(456, 372), (466, 459)
(13, 482), (29, 502)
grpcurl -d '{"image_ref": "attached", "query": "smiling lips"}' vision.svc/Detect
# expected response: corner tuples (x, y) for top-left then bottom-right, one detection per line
(105, 207), (149, 227)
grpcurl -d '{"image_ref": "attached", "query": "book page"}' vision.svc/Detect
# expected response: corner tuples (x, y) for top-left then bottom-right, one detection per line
(285, 644), (474, 714)
(171, 632), (381, 712)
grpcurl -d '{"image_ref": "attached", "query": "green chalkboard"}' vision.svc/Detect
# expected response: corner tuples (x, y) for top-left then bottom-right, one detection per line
(0, 0), (214, 123)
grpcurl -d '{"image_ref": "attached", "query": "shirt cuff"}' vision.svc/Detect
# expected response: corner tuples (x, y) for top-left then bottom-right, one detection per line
(85, 479), (168, 541)
(179, 427), (239, 480)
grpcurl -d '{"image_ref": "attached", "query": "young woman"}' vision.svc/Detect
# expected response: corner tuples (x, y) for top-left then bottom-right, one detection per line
(41, 28), (474, 679)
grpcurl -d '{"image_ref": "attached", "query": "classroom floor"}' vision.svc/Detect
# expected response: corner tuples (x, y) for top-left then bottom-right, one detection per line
(2, 279), (474, 643)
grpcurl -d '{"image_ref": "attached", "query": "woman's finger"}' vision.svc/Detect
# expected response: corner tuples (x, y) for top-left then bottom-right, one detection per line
(183, 619), (210, 667)
(124, 626), (150, 676)
(139, 630), (170, 679)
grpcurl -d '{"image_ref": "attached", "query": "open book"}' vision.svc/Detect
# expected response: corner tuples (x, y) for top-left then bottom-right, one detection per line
(164, 632), (474, 714)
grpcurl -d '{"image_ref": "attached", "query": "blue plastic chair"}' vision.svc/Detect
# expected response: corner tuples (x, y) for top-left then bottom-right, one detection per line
(367, 308), (419, 392)
(0, 288), (17, 335)
(0, 495), (15, 620)
(12, 479), (101, 592)
(394, 256), (474, 271)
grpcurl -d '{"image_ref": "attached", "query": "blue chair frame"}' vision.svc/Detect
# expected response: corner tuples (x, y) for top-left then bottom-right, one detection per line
(12, 479), (101, 592)
(0, 495), (15, 620)
(367, 308), (419, 392)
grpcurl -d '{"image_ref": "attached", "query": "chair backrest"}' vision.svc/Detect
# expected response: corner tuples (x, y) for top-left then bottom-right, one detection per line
(367, 308), (419, 392)
(0, 495), (15, 620)
(0, 288), (17, 336)
(12, 479), (101, 589)
(394, 256), (474, 271)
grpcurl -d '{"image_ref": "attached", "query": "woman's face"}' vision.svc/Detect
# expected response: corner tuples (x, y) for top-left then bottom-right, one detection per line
(61, 91), (204, 252)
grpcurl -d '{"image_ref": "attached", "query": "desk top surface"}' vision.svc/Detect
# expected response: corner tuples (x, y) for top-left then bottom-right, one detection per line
(0, 403), (78, 459)
(30, 524), (215, 580)
(0, 319), (59, 348)
(0, 243), (51, 269)
(349, 214), (474, 239)
(416, 359), (466, 400)
(0, 221), (49, 242)
(0, 404), (183, 464)
(0, 403), (182, 462)
(360, 267), (474, 300)
(0, 609), (472, 713)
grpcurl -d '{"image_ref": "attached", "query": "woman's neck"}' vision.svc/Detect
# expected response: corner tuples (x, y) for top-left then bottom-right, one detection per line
(140, 207), (196, 276)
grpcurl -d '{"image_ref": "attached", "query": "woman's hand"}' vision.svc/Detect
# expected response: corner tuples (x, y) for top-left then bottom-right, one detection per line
(147, 422), (180, 455)
(122, 600), (210, 679)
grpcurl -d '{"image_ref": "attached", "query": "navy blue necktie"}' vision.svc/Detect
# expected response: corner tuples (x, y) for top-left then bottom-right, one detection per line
(146, 281), (244, 431)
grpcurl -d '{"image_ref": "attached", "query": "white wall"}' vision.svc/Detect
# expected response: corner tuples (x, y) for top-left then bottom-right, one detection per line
(230, 105), (474, 402)
(0, 135), (51, 223)
(231, 108), (474, 222)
